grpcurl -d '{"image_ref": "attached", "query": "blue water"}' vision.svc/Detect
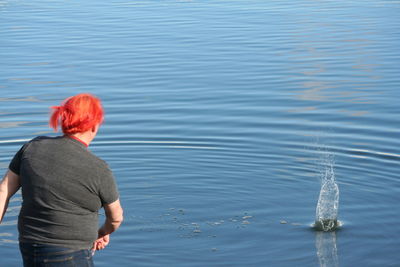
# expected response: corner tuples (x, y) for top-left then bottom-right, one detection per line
(1, 0), (400, 266)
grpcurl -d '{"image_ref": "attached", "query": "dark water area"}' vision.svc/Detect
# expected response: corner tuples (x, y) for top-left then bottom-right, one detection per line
(1, 0), (399, 266)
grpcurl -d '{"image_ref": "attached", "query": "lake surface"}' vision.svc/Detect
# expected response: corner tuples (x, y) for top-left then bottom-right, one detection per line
(1, 0), (399, 266)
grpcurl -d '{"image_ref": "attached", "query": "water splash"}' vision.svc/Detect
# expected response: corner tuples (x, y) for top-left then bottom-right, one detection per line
(315, 155), (339, 231)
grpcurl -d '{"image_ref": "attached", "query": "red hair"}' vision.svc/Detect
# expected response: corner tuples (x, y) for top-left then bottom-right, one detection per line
(50, 93), (104, 134)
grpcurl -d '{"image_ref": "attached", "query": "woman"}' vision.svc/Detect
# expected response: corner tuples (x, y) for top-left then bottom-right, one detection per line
(0, 93), (123, 266)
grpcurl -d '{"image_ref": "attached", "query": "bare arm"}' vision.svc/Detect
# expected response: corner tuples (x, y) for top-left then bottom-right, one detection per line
(98, 199), (123, 237)
(0, 170), (21, 223)
(93, 199), (123, 251)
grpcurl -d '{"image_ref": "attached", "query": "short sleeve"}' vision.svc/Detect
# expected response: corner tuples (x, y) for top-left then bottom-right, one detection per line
(9, 144), (27, 175)
(99, 167), (119, 206)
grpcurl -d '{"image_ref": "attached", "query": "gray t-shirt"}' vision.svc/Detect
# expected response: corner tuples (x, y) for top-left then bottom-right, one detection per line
(9, 136), (119, 249)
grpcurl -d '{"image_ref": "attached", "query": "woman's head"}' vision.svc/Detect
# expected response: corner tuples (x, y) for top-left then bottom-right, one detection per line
(50, 93), (104, 134)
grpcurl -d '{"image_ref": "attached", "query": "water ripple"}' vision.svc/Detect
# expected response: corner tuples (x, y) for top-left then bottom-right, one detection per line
(1, 0), (400, 266)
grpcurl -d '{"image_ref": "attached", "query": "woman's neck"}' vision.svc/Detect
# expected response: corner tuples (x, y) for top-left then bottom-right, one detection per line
(69, 127), (98, 147)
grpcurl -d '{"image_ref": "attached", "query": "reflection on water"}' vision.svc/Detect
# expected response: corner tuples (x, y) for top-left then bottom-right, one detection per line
(0, 121), (28, 129)
(0, 233), (13, 237)
(287, 8), (382, 107)
(0, 238), (18, 244)
(316, 231), (339, 267)
(0, 220), (17, 226)
(0, 96), (41, 102)
(21, 62), (50, 66)
(0, 139), (30, 144)
(297, 81), (336, 102)
(0, 232), (17, 245)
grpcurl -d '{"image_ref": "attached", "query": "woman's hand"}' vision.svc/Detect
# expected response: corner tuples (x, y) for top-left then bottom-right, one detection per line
(93, 234), (110, 251)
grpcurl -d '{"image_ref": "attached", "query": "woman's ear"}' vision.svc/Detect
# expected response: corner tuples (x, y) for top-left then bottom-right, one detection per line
(92, 124), (99, 133)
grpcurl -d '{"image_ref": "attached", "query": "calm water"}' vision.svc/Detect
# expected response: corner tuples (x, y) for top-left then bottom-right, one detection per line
(1, 0), (399, 266)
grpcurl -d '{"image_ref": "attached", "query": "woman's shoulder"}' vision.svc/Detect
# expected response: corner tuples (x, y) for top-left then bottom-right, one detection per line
(30, 135), (63, 143)
(84, 150), (112, 171)
(18, 136), (56, 150)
